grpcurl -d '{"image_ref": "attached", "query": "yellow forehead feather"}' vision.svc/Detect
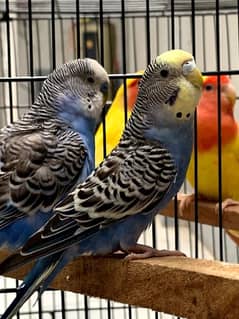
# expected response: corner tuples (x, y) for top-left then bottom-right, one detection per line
(156, 49), (194, 67)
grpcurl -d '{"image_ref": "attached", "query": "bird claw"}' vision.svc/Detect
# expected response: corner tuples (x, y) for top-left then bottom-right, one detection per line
(215, 199), (239, 246)
(179, 193), (195, 217)
(215, 198), (239, 213)
(123, 244), (186, 261)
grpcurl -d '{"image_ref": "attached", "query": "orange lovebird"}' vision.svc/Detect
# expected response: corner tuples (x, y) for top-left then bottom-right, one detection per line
(183, 75), (239, 245)
(95, 72), (143, 166)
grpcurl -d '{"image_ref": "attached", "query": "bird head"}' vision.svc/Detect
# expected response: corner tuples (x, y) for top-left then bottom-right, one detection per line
(34, 58), (110, 124)
(134, 49), (203, 133)
(198, 75), (236, 115)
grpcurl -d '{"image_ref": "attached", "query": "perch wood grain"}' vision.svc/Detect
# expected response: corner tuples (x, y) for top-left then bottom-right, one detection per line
(1, 254), (239, 319)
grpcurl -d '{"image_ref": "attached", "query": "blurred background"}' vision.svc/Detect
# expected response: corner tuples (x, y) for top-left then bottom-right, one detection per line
(0, 0), (239, 318)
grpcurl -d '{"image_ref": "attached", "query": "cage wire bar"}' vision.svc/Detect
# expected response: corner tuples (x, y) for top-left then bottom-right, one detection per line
(1, 0), (239, 319)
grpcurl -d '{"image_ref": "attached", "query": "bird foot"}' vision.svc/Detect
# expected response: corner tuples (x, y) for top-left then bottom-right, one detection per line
(215, 198), (239, 213)
(124, 244), (186, 261)
(179, 193), (195, 216)
(215, 199), (239, 246)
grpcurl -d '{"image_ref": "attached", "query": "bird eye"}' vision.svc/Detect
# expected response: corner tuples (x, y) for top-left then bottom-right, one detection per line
(205, 84), (213, 91)
(87, 77), (95, 83)
(100, 81), (109, 94)
(160, 69), (169, 78)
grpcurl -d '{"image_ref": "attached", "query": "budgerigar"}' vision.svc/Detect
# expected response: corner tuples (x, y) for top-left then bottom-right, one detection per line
(0, 49), (202, 318)
(0, 58), (109, 252)
(181, 75), (239, 245)
(95, 72), (142, 166)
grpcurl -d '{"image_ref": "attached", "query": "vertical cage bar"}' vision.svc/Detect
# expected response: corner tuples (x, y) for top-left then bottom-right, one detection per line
(84, 295), (89, 319)
(108, 16), (114, 72)
(238, 0), (239, 46)
(191, 0), (199, 259)
(107, 300), (111, 319)
(51, 0), (56, 69)
(5, 0), (13, 123)
(99, 0), (107, 160)
(132, 18), (137, 70)
(170, 0), (179, 252)
(145, 0), (151, 64)
(215, 0), (223, 261)
(171, 0), (175, 49)
(121, 0), (128, 126)
(76, 0), (81, 58)
(99, 0), (104, 65)
(120, 7), (132, 319)
(58, 12), (66, 64)
(225, 14), (231, 71)
(28, 0), (34, 103)
(60, 291), (66, 319)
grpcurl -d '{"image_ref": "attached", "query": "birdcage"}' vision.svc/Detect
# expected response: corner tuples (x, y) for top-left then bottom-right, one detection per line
(0, 0), (239, 318)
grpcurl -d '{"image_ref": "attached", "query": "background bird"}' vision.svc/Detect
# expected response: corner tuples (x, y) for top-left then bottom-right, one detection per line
(0, 49), (202, 318)
(182, 75), (239, 245)
(0, 58), (109, 252)
(95, 71), (143, 166)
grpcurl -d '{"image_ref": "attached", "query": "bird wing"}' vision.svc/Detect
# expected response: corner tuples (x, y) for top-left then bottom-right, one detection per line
(17, 139), (177, 259)
(0, 126), (87, 229)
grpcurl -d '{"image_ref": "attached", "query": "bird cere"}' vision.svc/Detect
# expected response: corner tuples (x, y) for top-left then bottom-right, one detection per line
(0, 49), (203, 318)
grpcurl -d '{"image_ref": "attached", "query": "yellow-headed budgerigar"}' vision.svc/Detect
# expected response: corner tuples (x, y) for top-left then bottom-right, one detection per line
(0, 49), (202, 318)
(95, 71), (143, 165)
(182, 75), (239, 244)
(0, 58), (109, 251)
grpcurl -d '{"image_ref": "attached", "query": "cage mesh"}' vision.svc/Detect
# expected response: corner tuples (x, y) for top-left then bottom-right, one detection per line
(0, 0), (239, 318)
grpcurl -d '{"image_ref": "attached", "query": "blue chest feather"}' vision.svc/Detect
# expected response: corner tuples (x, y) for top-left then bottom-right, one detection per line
(144, 121), (194, 198)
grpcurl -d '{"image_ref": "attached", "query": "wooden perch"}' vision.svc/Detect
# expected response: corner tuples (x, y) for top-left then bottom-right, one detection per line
(1, 197), (239, 318)
(1, 253), (239, 319)
(161, 194), (239, 230)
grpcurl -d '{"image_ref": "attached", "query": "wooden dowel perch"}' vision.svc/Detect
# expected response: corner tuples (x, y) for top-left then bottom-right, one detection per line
(1, 196), (239, 318)
(1, 254), (239, 319)
(161, 194), (239, 230)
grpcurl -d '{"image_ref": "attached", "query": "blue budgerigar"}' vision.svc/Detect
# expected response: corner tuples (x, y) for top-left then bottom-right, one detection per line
(0, 49), (202, 318)
(0, 58), (109, 251)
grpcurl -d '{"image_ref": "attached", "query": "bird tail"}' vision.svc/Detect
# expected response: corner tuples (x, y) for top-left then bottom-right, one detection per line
(1, 254), (62, 319)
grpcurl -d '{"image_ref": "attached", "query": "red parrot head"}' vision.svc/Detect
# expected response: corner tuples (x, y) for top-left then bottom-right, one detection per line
(198, 75), (236, 115)
(197, 75), (237, 151)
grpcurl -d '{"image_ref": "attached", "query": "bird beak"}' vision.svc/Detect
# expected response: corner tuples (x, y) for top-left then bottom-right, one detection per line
(186, 67), (203, 90)
(182, 59), (203, 90)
